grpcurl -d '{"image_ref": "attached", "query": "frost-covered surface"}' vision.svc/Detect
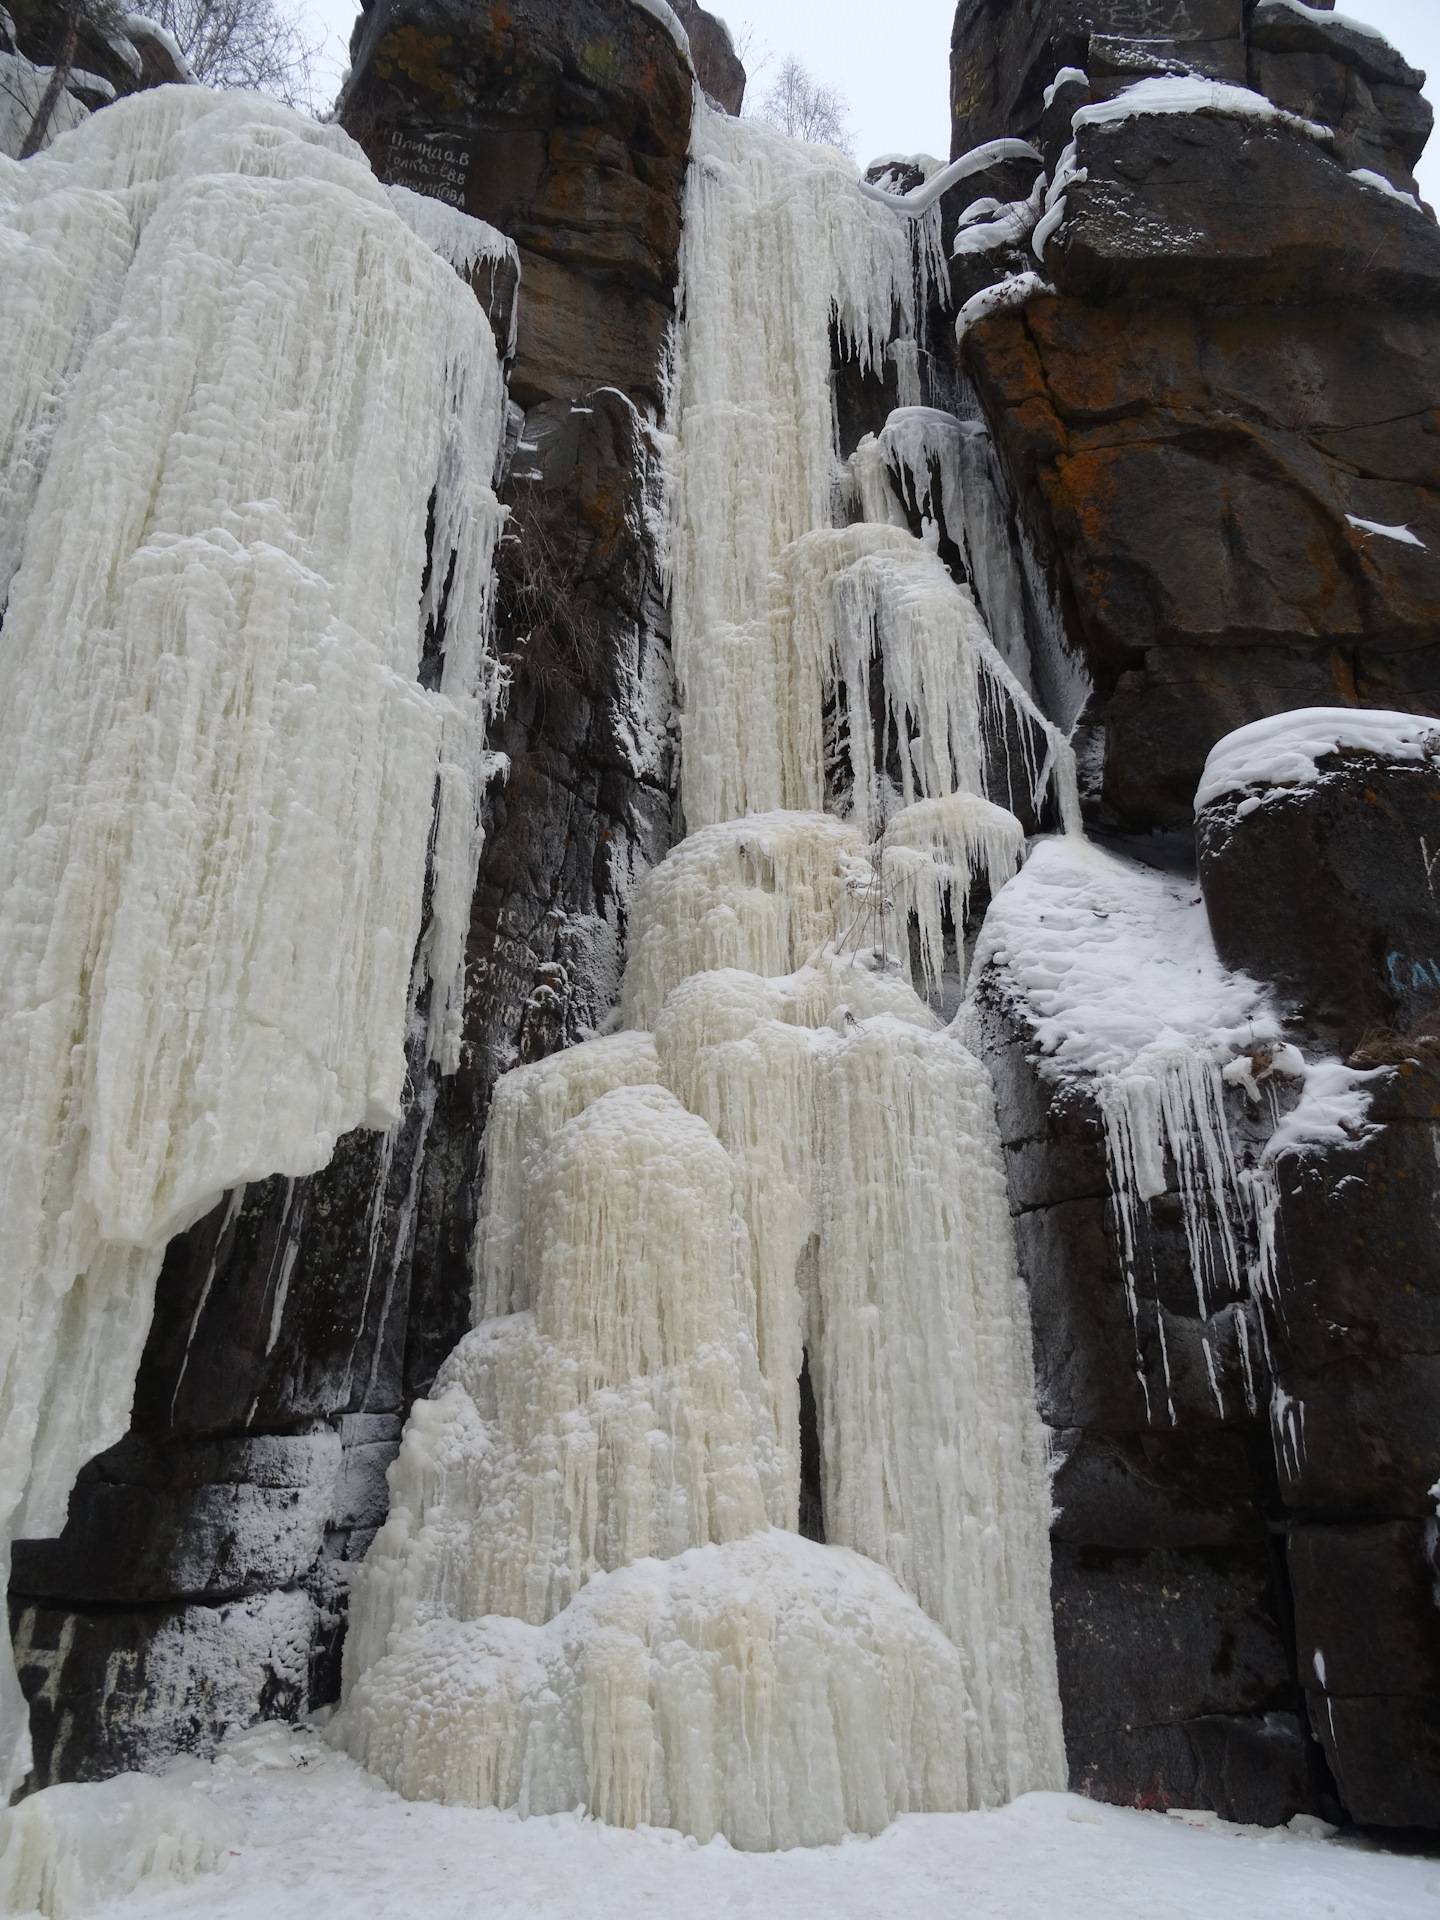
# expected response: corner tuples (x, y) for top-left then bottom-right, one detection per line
(0, 88), (505, 1789)
(338, 93), (1063, 1848)
(0, 1767), (236, 1919)
(1196, 706), (1440, 810)
(15, 1723), (1435, 1920)
(340, 1532), (974, 1849)
(1071, 75), (1333, 143)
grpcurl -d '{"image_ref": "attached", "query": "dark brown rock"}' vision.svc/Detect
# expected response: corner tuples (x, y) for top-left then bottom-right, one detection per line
(1048, 112), (1440, 309)
(964, 290), (1440, 829)
(950, 0), (1244, 155)
(339, 0), (693, 412)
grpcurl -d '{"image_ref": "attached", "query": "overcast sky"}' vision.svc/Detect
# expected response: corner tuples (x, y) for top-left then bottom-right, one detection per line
(301, 0), (1437, 204)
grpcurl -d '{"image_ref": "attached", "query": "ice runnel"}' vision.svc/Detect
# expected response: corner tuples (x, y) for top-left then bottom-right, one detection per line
(0, 89), (507, 1789)
(339, 100), (1064, 1844)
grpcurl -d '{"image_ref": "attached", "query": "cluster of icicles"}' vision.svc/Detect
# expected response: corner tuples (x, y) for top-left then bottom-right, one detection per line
(0, 88), (510, 1791)
(336, 105), (1068, 1847)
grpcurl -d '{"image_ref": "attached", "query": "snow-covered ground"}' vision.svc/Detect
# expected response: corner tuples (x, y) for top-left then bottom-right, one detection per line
(45, 1724), (1440, 1920)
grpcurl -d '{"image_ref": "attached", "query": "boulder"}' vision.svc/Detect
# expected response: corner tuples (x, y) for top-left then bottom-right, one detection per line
(10, 1434), (341, 1607)
(963, 290), (1440, 829)
(671, 0), (745, 114)
(1289, 1522), (1440, 1827)
(1196, 740), (1440, 1053)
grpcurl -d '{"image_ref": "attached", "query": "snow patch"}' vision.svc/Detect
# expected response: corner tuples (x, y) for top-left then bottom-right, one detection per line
(0, 1769), (236, 1917)
(1072, 75), (1332, 144)
(1345, 511), (1426, 546)
(955, 272), (1054, 341)
(1196, 706), (1439, 811)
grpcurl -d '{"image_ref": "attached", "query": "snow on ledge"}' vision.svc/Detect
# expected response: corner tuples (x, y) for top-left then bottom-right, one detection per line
(1348, 168), (1424, 212)
(955, 271), (1053, 340)
(1072, 75), (1332, 144)
(1262, 0), (1393, 47)
(629, 0), (691, 63)
(1345, 511), (1426, 546)
(1043, 66), (1089, 110)
(859, 138), (1043, 217)
(1196, 706), (1440, 813)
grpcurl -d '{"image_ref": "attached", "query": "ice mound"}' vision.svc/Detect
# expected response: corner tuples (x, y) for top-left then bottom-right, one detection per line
(336, 1529), (973, 1850)
(0, 1769), (235, 1918)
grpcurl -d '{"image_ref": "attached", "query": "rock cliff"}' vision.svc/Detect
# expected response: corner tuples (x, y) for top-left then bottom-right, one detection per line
(6, 0), (1439, 1844)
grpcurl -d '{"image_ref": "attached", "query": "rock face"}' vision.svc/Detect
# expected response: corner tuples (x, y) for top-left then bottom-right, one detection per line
(953, 4), (1440, 832)
(949, 0), (1440, 1833)
(340, 0), (693, 411)
(9, 0), (702, 1789)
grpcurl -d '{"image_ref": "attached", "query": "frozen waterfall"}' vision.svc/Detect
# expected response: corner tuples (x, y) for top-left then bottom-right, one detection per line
(0, 89), (508, 1792)
(337, 103), (1065, 1846)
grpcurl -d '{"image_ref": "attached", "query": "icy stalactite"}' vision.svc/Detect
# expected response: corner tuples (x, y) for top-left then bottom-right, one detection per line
(345, 1084), (782, 1683)
(620, 812), (866, 1031)
(809, 1019), (1065, 1800)
(474, 1031), (663, 1320)
(340, 95), (1065, 1845)
(338, 1531), (974, 1851)
(0, 89), (506, 1788)
(879, 793), (1023, 995)
(666, 106), (939, 830)
(971, 832), (1380, 1417)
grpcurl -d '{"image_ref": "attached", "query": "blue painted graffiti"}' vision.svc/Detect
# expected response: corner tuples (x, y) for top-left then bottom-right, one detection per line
(1386, 952), (1440, 991)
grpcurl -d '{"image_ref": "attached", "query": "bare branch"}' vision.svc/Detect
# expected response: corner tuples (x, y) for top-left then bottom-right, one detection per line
(755, 53), (854, 157)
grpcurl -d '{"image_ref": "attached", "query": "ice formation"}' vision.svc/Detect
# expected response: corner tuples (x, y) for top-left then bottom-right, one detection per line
(970, 831), (1377, 1414)
(0, 88), (506, 1788)
(339, 1532), (975, 1850)
(0, 1767), (235, 1918)
(340, 99), (1064, 1845)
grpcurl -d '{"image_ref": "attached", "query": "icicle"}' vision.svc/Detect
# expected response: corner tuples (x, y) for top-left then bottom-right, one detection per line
(666, 107), (936, 830)
(879, 792), (1024, 994)
(0, 89), (506, 1789)
(810, 1019), (1065, 1802)
(473, 1031), (662, 1320)
(339, 98), (1065, 1848)
(620, 812), (865, 1031)
(346, 1084), (782, 1671)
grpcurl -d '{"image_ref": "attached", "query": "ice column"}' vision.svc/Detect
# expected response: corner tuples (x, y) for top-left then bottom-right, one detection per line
(0, 88), (507, 1789)
(340, 101), (1064, 1844)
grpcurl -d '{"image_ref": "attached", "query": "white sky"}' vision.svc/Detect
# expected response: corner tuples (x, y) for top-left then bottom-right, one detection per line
(301, 0), (1437, 203)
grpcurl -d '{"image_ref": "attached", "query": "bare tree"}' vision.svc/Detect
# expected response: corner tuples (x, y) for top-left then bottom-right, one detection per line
(756, 53), (853, 156)
(12, 0), (125, 157)
(129, 0), (321, 109)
